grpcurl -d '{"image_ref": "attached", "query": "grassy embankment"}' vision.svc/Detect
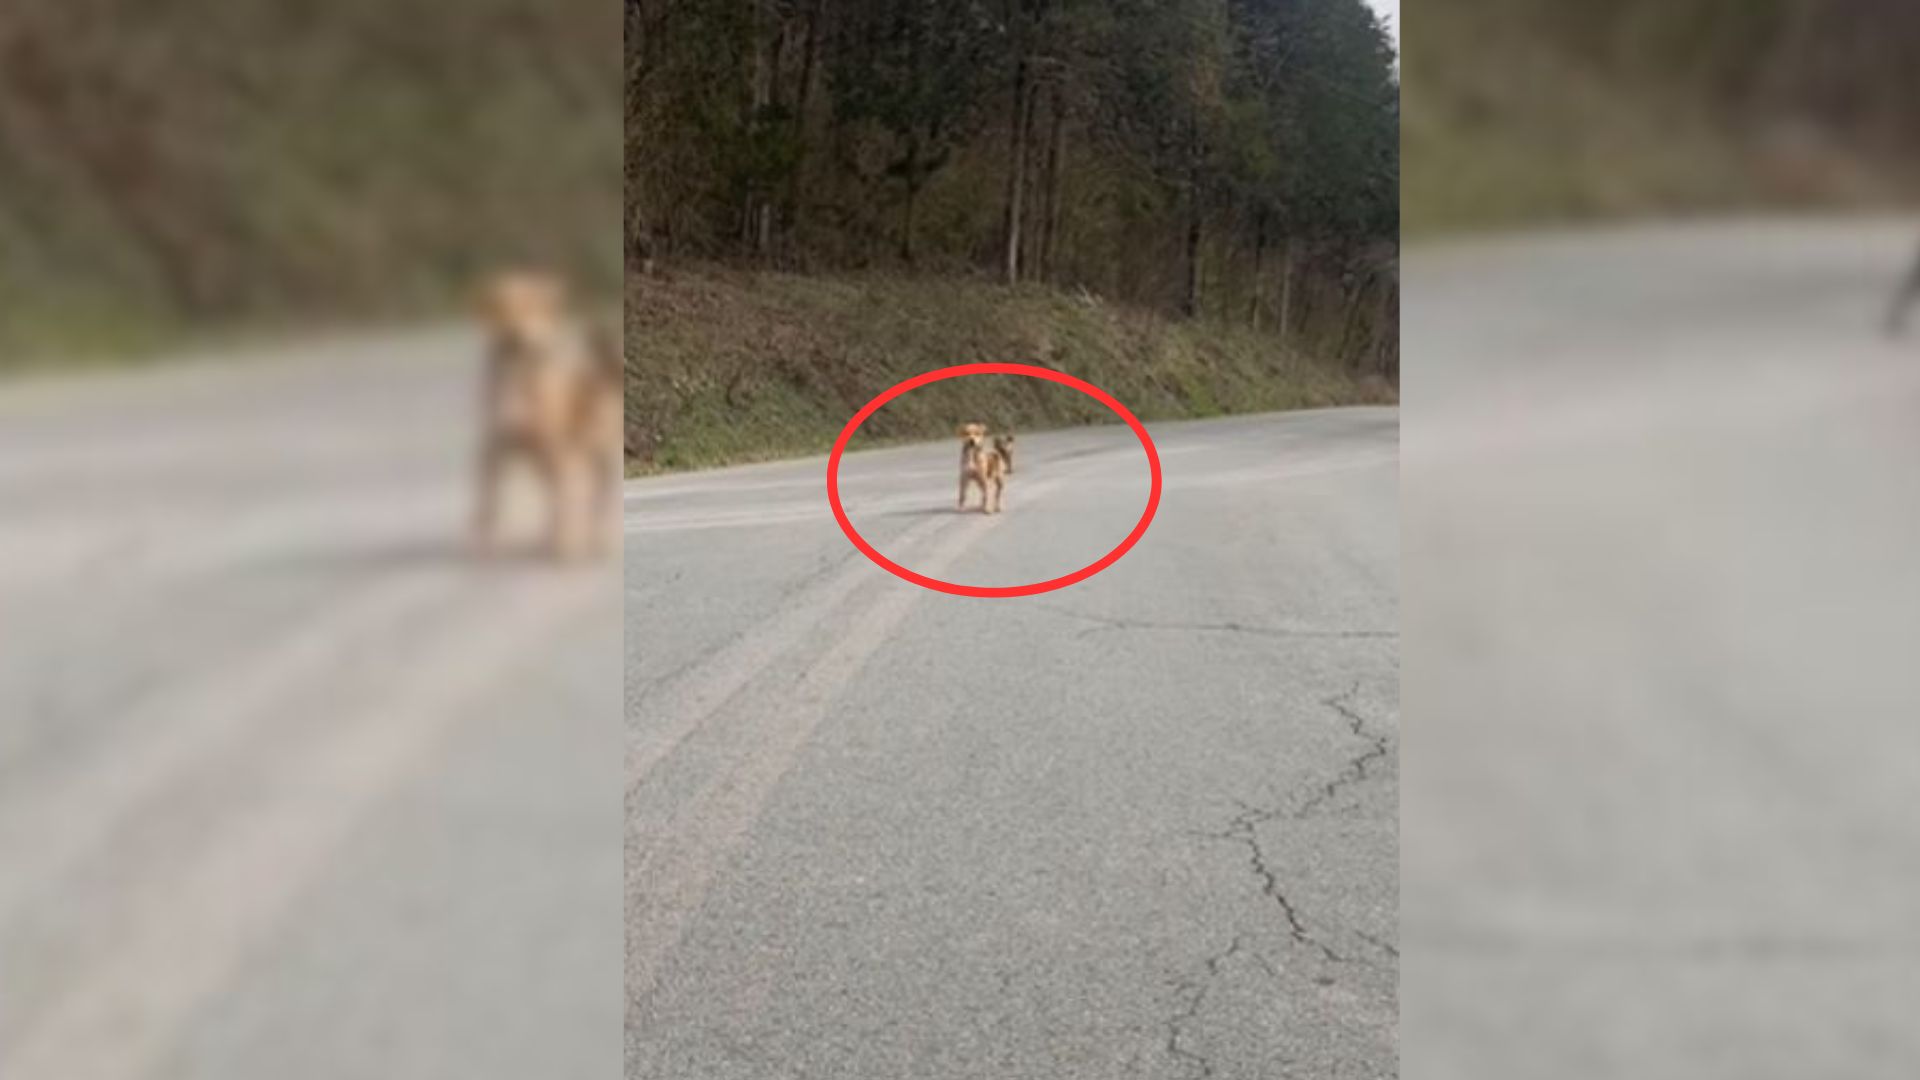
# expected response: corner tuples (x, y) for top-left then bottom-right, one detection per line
(626, 267), (1396, 473)
(0, 0), (620, 373)
(1402, 0), (1915, 236)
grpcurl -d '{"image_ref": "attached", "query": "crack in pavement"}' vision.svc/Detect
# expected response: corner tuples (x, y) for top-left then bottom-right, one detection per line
(1291, 682), (1393, 820)
(1163, 935), (1248, 1080)
(1163, 935), (1292, 1080)
(1038, 605), (1397, 644)
(1198, 682), (1398, 978)
(1215, 799), (1349, 965)
(1356, 931), (1399, 960)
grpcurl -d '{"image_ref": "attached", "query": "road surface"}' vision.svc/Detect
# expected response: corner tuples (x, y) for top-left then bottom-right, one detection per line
(0, 331), (622, 1080)
(1403, 219), (1920, 1078)
(626, 408), (1400, 1078)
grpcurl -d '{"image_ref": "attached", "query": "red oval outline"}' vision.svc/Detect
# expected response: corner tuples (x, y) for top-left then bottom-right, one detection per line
(826, 363), (1162, 598)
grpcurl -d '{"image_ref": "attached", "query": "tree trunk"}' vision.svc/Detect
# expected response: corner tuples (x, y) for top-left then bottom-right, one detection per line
(1181, 119), (1202, 318)
(784, 0), (827, 239)
(901, 180), (919, 264)
(900, 135), (922, 263)
(1000, 54), (1031, 285)
(1278, 241), (1294, 346)
(1249, 205), (1268, 328)
(754, 14), (786, 260)
(1038, 81), (1066, 282)
(1020, 87), (1045, 277)
(1337, 275), (1369, 369)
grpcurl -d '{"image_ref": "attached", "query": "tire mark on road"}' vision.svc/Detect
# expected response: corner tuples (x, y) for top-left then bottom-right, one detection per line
(626, 480), (1066, 1028)
(0, 570), (608, 1080)
(625, 511), (953, 790)
(0, 568), (462, 931)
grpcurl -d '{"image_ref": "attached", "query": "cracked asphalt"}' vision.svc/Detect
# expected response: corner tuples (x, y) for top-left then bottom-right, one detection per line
(626, 408), (1399, 1078)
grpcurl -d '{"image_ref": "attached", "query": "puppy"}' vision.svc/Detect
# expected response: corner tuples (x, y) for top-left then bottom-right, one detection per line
(473, 270), (623, 559)
(956, 422), (1008, 514)
(993, 433), (1016, 475)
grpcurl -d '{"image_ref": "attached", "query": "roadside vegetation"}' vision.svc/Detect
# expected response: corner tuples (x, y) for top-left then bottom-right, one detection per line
(1405, 0), (1920, 235)
(0, 0), (620, 370)
(627, 0), (1400, 470)
(627, 266), (1393, 472)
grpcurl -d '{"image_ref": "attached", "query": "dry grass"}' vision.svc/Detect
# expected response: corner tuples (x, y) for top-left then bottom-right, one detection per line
(0, 0), (620, 368)
(1402, 0), (1918, 237)
(625, 266), (1394, 472)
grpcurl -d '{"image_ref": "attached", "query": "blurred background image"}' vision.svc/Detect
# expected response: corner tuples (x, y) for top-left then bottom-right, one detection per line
(1403, 2), (1920, 1077)
(0, 3), (622, 1079)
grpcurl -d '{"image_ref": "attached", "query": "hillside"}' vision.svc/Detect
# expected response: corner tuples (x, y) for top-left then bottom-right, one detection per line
(1404, 0), (1919, 235)
(625, 267), (1394, 472)
(627, 0), (1400, 472)
(0, 0), (621, 367)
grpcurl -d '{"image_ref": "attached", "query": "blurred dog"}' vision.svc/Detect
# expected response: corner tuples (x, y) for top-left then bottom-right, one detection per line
(956, 422), (1008, 514)
(473, 270), (622, 559)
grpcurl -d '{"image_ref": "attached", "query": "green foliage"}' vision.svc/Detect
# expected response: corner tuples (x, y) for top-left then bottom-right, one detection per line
(630, 0), (1399, 327)
(625, 265), (1394, 471)
(0, 0), (621, 366)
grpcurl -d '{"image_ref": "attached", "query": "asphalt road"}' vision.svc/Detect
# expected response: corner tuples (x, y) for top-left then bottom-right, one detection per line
(1403, 219), (1920, 1078)
(0, 331), (622, 1080)
(626, 408), (1400, 1079)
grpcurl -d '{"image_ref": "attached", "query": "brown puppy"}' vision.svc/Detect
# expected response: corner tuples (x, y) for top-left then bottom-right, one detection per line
(956, 422), (1008, 514)
(473, 270), (623, 560)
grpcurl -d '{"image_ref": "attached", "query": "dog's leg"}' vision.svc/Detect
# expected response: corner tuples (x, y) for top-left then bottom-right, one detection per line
(473, 438), (507, 553)
(591, 449), (619, 557)
(555, 452), (587, 561)
(534, 446), (577, 560)
(563, 449), (605, 561)
(958, 470), (970, 511)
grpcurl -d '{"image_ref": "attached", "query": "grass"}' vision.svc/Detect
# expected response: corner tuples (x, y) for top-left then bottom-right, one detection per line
(1401, 1), (1914, 239)
(0, 0), (619, 373)
(626, 267), (1395, 473)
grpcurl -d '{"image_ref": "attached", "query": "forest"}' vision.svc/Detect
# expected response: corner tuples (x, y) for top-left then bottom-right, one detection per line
(627, 0), (1399, 339)
(1485, 0), (1920, 153)
(1407, 0), (1920, 232)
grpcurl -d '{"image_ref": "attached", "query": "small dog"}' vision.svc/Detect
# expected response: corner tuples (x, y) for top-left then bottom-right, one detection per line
(473, 270), (623, 559)
(957, 422), (1009, 514)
